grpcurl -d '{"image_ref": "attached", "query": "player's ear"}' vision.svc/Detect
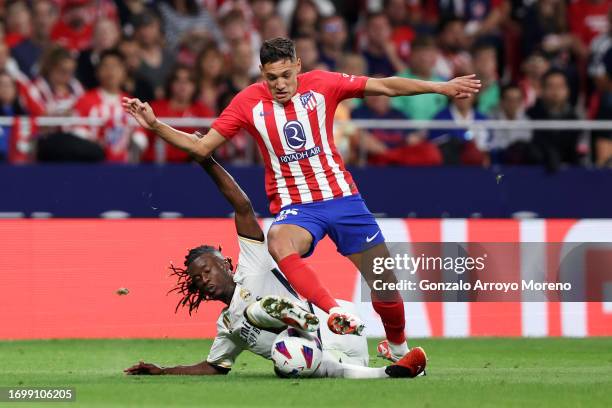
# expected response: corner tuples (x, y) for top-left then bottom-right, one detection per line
(225, 257), (234, 272)
(296, 58), (302, 74)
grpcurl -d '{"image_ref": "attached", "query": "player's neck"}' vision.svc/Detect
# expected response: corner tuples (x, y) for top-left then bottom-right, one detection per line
(221, 283), (237, 305)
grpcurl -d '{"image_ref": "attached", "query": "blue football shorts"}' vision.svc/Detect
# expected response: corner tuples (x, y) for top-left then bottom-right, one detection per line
(271, 194), (385, 258)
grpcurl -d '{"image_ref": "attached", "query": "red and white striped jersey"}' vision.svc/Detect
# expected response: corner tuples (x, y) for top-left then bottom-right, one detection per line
(211, 70), (367, 214)
(73, 89), (147, 162)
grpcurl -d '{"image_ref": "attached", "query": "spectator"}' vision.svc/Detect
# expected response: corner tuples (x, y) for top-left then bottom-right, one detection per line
(295, 35), (322, 72)
(277, 0), (335, 26)
(113, 0), (146, 31)
(117, 37), (155, 103)
(333, 54), (366, 160)
(527, 69), (582, 170)
(472, 42), (500, 115)
(588, 7), (612, 84)
(157, 0), (222, 49)
(217, 42), (257, 109)
(521, 0), (587, 60)
(318, 15), (348, 71)
(72, 49), (147, 162)
(289, 0), (320, 38)
(0, 71), (29, 162)
(519, 52), (551, 108)
(27, 45), (83, 116)
(384, 0), (416, 63)
(4, 0), (32, 48)
(251, 0), (276, 32)
(429, 96), (490, 166)
(214, 43), (259, 165)
(133, 11), (175, 100)
(590, 47), (612, 167)
(568, 0), (611, 48)
(51, 0), (118, 52)
(361, 12), (406, 77)
(434, 17), (472, 79)
(0, 42), (32, 111)
(435, 0), (510, 39)
(261, 13), (289, 41)
(76, 18), (121, 90)
(195, 44), (225, 114)
(11, 0), (58, 78)
(220, 10), (261, 77)
(143, 65), (213, 163)
(490, 83), (537, 164)
(352, 91), (442, 166)
(392, 35), (448, 120)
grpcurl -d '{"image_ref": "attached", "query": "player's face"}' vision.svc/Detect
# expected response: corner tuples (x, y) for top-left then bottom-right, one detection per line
(261, 58), (301, 104)
(187, 253), (235, 303)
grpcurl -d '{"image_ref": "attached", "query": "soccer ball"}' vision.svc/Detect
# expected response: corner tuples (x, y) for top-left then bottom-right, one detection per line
(270, 328), (323, 378)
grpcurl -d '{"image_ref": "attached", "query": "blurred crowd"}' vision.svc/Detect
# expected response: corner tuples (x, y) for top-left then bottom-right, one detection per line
(0, 0), (610, 170)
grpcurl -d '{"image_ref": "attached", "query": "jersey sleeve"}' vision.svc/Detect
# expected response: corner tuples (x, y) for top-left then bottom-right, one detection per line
(206, 312), (245, 370)
(234, 236), (275, 279)
(315, 70), (369, 102)
(211, 91), (247, 139)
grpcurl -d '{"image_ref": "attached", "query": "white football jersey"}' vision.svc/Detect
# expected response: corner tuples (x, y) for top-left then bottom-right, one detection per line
(205, 236), (368, 372)
(206, 236), (304, 370)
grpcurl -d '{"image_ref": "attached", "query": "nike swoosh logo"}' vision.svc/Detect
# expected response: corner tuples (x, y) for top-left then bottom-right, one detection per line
(259, 111), (273, 117)
(366, 231), (380, 243)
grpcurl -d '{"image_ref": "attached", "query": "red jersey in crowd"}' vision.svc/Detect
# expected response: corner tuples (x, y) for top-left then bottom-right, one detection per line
(72, 89), (147, 162)
(569, 0), (611, 46)
(143, 99), (214, 163)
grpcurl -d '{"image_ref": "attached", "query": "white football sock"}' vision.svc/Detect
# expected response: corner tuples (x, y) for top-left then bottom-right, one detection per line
(244, 301), (286, 329)
(316, 353), (388, 379)
(388, 341), (409, 357)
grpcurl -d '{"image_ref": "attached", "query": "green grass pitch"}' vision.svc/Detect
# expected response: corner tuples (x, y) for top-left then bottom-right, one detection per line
(1, 338), (611, 407)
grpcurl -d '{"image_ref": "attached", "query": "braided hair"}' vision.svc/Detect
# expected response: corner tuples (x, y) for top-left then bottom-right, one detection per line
(168, 245), (234, 315)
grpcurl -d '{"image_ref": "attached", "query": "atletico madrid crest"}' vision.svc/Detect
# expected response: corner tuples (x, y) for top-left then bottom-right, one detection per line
(300, 91), (317, 111)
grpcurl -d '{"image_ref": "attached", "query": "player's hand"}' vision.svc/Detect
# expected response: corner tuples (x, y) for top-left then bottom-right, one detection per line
(439, 74), (481, 99)
(122, 97), (158, 130)
(124, 361), (164, 375)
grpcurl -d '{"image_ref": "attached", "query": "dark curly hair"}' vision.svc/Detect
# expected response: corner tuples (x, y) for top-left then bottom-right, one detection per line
(168, 245), (234, 315)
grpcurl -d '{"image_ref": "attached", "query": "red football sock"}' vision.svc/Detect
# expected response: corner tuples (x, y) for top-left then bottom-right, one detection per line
(372, 291), (406, 344)
(278, 253), (338, 313)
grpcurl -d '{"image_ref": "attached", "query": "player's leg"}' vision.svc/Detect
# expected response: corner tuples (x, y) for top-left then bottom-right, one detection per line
(348, 244), (409, 360)
(245, 295), (320, 332)
(314, 347), (427, 379)
(318, 300), (369, 365)
(325, 194), (409, 356)
(267, 207), (339, 313)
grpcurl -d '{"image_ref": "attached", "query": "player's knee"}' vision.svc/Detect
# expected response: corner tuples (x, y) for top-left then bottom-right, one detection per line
(267, 230), (293, 260)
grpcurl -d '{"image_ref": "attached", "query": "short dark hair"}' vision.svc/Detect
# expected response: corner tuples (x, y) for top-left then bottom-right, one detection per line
(541, 68), (567, 87)
(472, 41), (497, 57)
(97, 49), (125, 68)
(260, 37), (296, 66)
(500, 82), (522, 99)
(411, 35), (436, 51)
(437, 17), (464, 34)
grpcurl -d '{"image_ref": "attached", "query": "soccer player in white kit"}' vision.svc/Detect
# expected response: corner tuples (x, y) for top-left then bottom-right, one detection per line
(124, 157), (426, 379)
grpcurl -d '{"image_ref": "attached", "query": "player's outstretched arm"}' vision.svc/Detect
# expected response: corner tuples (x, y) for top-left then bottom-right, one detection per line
(122, 97), (226, 160)
(364, 74), (481, 100)
(124, 360), (227, 376)
(200, 156), (264, 241)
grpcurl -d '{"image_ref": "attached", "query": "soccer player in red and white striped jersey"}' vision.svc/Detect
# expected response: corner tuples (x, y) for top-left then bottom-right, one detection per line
(123, 37), (480, 361)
